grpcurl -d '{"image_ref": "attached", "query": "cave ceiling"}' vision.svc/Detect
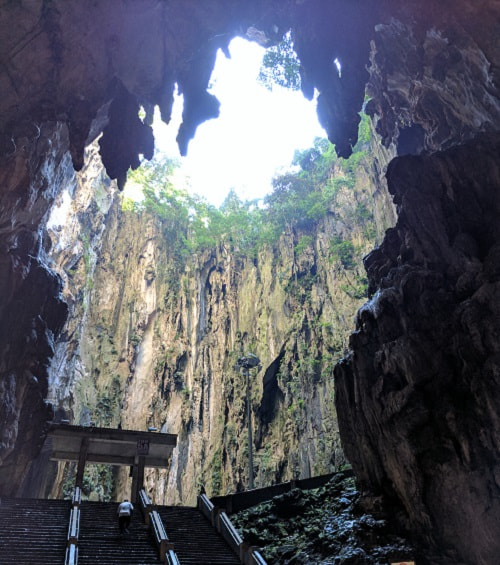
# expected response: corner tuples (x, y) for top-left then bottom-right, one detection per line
(1, 0), (498, 182)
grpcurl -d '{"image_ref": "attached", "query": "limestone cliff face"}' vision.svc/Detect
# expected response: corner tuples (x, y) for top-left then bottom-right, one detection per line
(46, 150), (379, 505)
(0, 0), (380, 491)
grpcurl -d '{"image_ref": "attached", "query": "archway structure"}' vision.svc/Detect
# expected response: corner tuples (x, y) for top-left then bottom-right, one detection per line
(48, 423), (177, 502)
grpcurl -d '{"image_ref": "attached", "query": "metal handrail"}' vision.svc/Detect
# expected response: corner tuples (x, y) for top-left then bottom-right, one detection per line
(67, 507), (80, 544)
(65, 500), (80, 565)
(219, 511), (243, 555)
(165, 548), (181, 565)
(249, 549), (267, 565)
(139, 488), (153, 524)
(72, 486), (81, 507)
(150, 509), (177, 563)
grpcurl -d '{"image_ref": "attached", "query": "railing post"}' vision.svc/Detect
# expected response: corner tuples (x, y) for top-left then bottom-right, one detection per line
(198, 492), (215, 522)
(75, 438), (89, 488)
(211, 506), (224, 530)
(240, 540), (251, 563)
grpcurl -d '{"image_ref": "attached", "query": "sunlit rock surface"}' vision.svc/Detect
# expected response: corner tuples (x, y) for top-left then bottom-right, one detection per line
(42, 148), (377, 504)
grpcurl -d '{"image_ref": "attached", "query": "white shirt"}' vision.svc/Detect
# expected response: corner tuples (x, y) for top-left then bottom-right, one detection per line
(117, 501), (134, 516)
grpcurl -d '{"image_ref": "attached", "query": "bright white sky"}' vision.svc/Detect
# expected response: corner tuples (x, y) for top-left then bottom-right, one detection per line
(131, 37), (325, 207)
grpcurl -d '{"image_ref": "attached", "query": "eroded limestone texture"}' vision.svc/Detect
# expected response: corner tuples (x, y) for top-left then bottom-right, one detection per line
(336, 134), (500, 564)
(0, 124), (69, 491)
(366, 5), (500, 154)
(43, 148), (377, 504)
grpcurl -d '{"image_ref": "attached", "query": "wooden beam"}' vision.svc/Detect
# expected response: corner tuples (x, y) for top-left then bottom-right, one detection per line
(75, 438), (89, 487)
(47, 424), (177, 471)
(137, 455), (146, 494)
(131, 455), (139, 503)
(49, 424), (176, 445)
(50, 451), (171, 468)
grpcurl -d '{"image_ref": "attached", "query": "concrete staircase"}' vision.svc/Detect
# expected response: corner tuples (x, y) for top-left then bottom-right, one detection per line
(0, 497), (69, 564)
(0, 497), (243, 564)
(158, 506), (240, 565)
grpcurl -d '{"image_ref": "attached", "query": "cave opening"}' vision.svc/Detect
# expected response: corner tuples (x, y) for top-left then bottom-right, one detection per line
(126, 35), (325, 207)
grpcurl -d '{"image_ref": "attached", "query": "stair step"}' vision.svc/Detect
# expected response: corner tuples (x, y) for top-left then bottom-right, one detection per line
(0, 497), (69, 564)
(157, 505), (241, 565)
(77, 501), (158, 564)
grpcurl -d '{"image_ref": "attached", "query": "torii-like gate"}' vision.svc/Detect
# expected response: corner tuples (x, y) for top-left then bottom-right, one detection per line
(47, 424), (177, 502)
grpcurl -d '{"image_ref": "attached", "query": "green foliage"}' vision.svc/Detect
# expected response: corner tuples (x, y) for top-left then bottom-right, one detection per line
(264, 138), (338, 232)
(79, 233), (95, 289)
(82, 464), (114, 501)
(294, 235), (313, 256)
(329, 237), (356, 269)
(258, 30), (301, 91)
(340, 274), (369, 299)
(61, 463), (77, 499)
(230, 471), (416, 564)
(95, 396), (113, 425)
(121, 197), (136, 212)
(122, 113), (373, 263)
(125, 160), (267, 261)
(129, 332), (141, 346)
(210, 448), (223, 495)
(293, 138), (333, 175)
(355, 111), (372, 148)
(61, 462), (114, 502)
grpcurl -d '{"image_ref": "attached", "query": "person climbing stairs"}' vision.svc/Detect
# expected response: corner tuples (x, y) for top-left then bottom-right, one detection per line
(78, 500), (159, 564)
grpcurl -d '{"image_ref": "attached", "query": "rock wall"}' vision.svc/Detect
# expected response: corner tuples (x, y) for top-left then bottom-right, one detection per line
(336, 133), (500, 564)
(45, 149), (378, 505)
(334, 5), (500, 563)
(0, 124), (69, 493)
